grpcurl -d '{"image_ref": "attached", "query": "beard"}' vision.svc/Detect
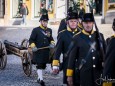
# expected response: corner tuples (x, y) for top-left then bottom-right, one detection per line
(84, 27), (93, 33)
(42, 24), (47, 28)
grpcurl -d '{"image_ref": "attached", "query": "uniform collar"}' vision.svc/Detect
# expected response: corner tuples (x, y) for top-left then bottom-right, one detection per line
(40, 25), (47, 30)
(82, 29), (94, 35)
(67, 27), (77, 33)
(112, 34), (115, 37)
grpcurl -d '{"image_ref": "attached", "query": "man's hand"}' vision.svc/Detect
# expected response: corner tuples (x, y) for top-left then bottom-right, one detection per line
(67, 76), (74, 86)
(32, 47), (37, 52)
(49, 43), (55, 48)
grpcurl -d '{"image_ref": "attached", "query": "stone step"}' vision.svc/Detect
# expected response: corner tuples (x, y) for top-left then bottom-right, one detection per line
(94, 16), (102, 24)
(7, 16), (102, 26)
(105, 10), (115, 24)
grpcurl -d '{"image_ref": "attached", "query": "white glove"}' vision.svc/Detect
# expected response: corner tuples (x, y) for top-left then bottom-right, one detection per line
(32, 47), (38, 52)
(52, 66), (59, 74)
(53, 66), (59, 70)
(49, 44), (55, 48)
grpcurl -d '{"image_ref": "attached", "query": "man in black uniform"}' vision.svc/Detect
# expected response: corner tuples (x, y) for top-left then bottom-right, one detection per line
(29, 14), (54, 86)
(103, 19), (115, 84)
(52, 11), (81, 85)
(57, 7), (73, 33)
(58, 7), (82, 33)
(67, 13), (106, 86)
(106, 19), (115, 45)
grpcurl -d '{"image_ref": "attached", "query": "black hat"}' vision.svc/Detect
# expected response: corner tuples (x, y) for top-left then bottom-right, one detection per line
(66, 12), (79, 20)
(112, 18), (115, 26)
(39, 14), (49, 21)
(82, 13), (94, 22)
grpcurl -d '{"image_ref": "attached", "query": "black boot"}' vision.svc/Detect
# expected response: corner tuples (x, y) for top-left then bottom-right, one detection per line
(37, 79), (45, 86)
(40, 80), (45, 86)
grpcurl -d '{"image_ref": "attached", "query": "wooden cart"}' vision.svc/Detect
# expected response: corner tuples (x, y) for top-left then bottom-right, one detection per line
(4, 39), (32, 76)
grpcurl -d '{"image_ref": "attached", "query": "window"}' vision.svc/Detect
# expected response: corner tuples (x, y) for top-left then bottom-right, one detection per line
(0, 0), (5, 18)
(33, 0), (40, 18)
(33, 0), (54, 18)
(108, 0), (115, 9)
(109, 0), (115, 3)
(12, 0), (23, 18)
(47, 0), (53, 13)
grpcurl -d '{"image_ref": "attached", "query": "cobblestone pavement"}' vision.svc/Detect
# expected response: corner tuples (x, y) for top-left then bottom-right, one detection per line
(0, 24), (113, 86)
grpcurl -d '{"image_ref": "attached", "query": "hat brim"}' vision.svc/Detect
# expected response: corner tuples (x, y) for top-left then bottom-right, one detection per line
(82, 20), (94, 22)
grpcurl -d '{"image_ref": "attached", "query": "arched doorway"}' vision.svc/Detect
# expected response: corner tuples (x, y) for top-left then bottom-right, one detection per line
(0, 0), (5, 18)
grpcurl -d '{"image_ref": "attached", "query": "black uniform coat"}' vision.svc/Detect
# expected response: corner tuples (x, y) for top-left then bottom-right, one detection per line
(103, 35), (115, 79)
(54, 28), (81, 84)
(67, 30), (106, 86)
(105, 36), (114, 46)
(29, 26), (54, 64)
(58, 18), (67, 33)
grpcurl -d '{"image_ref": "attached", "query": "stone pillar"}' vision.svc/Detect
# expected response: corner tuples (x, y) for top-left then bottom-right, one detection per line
(101, 0), (105, 24)
(4, 0), (8, 26)
(65, 0), (68, 15)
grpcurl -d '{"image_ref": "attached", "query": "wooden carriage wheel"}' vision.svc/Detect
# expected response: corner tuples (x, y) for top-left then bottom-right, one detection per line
(0, 41), (7, 70)
(21, 38), (29, 49)
(22, 52), (32, 77)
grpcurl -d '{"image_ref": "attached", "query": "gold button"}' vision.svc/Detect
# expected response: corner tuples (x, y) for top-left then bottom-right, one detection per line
(92, 49), (94, 52)
(89, 35), (91, 38)
(92, 57), (95, 60)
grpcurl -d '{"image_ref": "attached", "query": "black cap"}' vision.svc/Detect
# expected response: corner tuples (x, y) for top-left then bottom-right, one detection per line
(66, 12), (79, 20)
(82, 13), (94, 22)
(112, 18), (115, 26)
(39, 14), (49, 21)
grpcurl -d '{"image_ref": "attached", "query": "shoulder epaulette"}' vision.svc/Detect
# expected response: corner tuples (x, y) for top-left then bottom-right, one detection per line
(58, 29), (66, 34)
(73, 31), (81, 38)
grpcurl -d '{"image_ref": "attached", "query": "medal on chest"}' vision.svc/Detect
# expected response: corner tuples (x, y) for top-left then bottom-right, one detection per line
(45, 31), (51, 37)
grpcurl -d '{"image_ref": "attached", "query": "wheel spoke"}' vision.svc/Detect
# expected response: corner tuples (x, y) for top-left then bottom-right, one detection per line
(22, 52), (32, 76)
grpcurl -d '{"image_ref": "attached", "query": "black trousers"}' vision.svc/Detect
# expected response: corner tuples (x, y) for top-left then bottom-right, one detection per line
(36, 63), (46, 69)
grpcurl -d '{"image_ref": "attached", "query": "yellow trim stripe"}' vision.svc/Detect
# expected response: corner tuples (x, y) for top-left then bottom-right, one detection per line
(103, 82), (112, 86)
(78, 23), (83, 29)
(67, 26), (77, 33)
(52, 60), (59, 66)
(67, 27), (72, 32)
(82, 29), (94, 35)
(73, 31), (81, 37)
(58, 29), (66, 34)
(30, 43), (36, 48)
(66, 69), (74, 76)
(40, 25), (46, 30)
